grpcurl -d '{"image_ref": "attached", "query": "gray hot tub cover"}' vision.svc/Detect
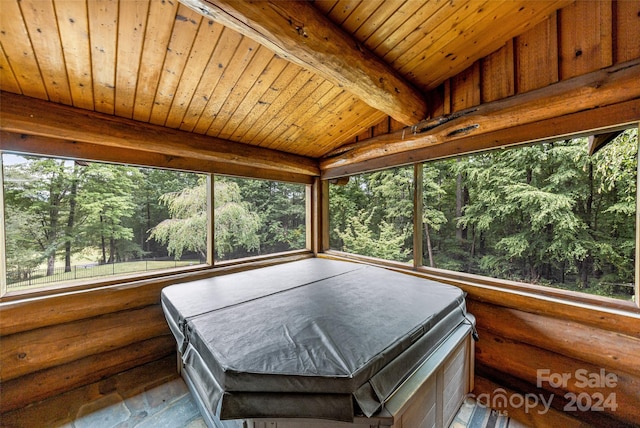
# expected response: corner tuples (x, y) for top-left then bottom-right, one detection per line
(161, 258), (470, 421)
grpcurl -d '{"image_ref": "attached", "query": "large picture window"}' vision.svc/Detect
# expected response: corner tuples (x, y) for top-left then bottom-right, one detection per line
(1, 154), (312, 295)
(327, 129), (637, 302)
(1, 153), (208, 293)
(421, 129), (637, 301)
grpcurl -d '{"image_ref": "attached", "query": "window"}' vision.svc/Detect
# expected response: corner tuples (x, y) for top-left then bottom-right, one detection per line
(329, 166), (414, 263)
(0, 154), (313, 295)
(1, 153), (207, 293)
(214, 176), (307, 262)
(421, 129), (638, 301)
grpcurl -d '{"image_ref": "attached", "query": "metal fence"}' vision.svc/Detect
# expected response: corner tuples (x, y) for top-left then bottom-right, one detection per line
(6, 257), (204, 289)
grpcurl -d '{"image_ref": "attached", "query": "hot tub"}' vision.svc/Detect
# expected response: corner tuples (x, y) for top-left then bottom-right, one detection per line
(161, 258), (476, 427)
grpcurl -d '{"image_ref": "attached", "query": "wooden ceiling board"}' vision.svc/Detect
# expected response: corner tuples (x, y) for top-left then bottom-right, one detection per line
(163, 20), (225, 128)
(204, 45), (276, 135)
(215, 55), (289, 140)
(340, 0), (387, 34)
(257, 79), (338, 149)
(250, 75), (335, 146)
(0, 45), (21, 94)
(327, 0), (363, 24)
(227, 62), (303, 142)
(351, 0), (406, 42)
(193, 36), (261, 134)
(148, 4), (204, 126)
(358, 1), (424, 56)
(379, 0), (463, 65)
(232, 68), (316, 144)
(177, 26), (244, 132)
(299, 93), (385, 155)
(19, 0), (72, 105)
(395, 0), (505, 72)
(54, 0), (94, 111)
(0, 0), (48, 99)
(88, 0), (118, 115)
(114, 0), (150, 118)
(133, 0), (179, 123)
(273, 85), (347, 153)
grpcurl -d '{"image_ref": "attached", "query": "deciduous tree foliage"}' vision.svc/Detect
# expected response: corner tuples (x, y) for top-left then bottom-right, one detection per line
(3, 157), (205, 282)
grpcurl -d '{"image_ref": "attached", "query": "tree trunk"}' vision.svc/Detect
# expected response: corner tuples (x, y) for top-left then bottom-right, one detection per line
(64, 167), (79, 272)
(468, 229), (476, 272)
(455, 167), (464, 242)
(46, 180), (61, 277)
(100, 215), (107, 265)
(579, 163), (595, 288)
(424, 222), (435, 268)
(145, 196), (151, 253)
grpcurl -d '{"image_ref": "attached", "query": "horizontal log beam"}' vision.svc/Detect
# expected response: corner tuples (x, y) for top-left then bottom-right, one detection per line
(475, 329), (640, 426)
(0, 132), (314, 184)
(0, 92), (319, 176)
(178, 0), (427, 125)
(0, 305), (167, 381)
(0, 335), (174, 413)
(468, 300), (640, 377)
(321, 59), (640, 177)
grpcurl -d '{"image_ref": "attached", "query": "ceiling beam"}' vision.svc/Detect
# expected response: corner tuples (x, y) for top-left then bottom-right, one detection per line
(178, 0), (427, 126)
(321, 59), (640, 177)
(0, 132), (314, 185)
(322, 99), (640, 179)
(0, 92), (319, 177)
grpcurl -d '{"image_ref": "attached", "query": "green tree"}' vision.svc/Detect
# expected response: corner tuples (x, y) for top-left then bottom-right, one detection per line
(330, 167), (413, 262)
(231, 178), (306, 255)
(3, 157), (76, 275)
(78, 163), (141, 263)
(131, 168), (201, 258)
(149, 178), (261, 260)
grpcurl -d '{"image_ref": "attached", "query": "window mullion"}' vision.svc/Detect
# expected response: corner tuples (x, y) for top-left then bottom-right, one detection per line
(208, 174), (214, 266)
(634, 122), (640, 306)
(0, 153), (7, 296)
(414, 163), (424, 268)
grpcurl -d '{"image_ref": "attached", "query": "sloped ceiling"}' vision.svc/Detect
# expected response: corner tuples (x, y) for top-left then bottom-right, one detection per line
(0, 0), (570, 159)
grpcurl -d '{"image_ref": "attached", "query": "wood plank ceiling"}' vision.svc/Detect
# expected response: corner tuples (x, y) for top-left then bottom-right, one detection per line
(0, 0), (569, 159)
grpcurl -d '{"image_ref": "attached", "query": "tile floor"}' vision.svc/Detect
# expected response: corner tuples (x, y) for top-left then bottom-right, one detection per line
(1, 355), (526, 428)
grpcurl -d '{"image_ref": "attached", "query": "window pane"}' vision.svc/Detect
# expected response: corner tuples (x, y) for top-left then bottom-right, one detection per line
(422, 129), (637, 300)
(214, 176), (306, 262)
(2, 153), (207, 291)
(329, 167), (413, 263)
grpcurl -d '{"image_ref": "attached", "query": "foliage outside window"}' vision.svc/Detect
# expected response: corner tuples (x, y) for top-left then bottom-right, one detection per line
(2, 153), (207, 292)
(421, 129), (637, 301)
(214, 176), (307, 262)
(330, 166), (414, 263)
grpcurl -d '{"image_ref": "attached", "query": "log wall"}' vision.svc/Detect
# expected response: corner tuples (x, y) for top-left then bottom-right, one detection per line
(466, 294), (640, 427)
(0, 254), (311, 414)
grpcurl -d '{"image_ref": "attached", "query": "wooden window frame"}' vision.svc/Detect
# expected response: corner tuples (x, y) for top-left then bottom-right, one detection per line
(0, 152), (314, 301)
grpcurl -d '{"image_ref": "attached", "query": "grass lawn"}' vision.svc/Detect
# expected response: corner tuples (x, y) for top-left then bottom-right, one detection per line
(7, 259), (202, 291)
